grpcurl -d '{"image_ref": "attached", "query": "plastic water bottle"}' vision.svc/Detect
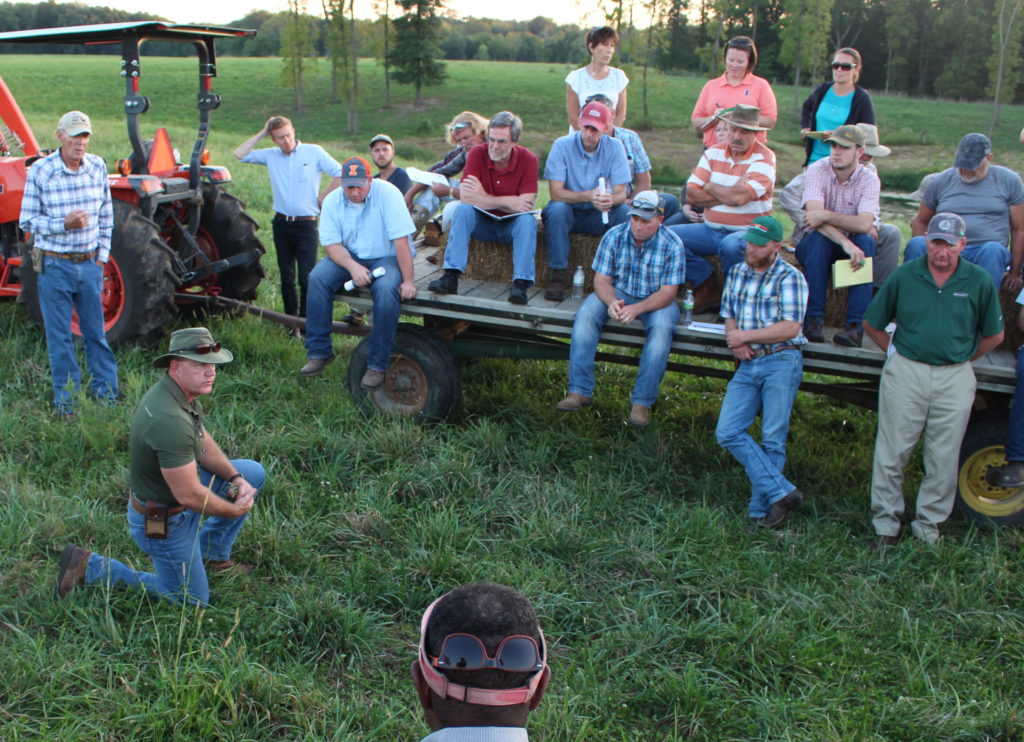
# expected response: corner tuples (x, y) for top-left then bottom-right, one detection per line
(572, 266), (585, 299)
(598, 177), (609, 225)
(682, 288), (694, 327)
(344, 266), (386, 291)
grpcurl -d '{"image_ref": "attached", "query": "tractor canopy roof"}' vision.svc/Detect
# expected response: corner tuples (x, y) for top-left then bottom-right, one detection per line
(0, 21), (254, 45)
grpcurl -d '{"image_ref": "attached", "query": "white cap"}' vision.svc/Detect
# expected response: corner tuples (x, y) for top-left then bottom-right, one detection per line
(58, 111), (92, 136)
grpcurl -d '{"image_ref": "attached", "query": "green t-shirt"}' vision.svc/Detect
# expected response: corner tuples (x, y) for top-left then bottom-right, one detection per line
(865, 256), (1003, 365)
(129, 374), (204, 504)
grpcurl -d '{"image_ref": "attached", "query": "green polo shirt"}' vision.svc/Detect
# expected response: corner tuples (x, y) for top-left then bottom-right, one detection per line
(129, 374), (205, 504)
(865, 256), (1003, 365)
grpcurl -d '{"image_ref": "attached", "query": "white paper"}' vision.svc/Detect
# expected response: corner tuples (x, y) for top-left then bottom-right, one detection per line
(407, 167), (448, 187)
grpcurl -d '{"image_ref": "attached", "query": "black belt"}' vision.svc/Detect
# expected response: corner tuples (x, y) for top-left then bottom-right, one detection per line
(130, 492), (186, 516)
(751, 343), (800, 359)
(274, 213), (317, 222)
(42, 249), (95, 263)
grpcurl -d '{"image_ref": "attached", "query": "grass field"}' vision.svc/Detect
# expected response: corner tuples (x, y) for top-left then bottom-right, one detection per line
(1, 54), (1024, 740)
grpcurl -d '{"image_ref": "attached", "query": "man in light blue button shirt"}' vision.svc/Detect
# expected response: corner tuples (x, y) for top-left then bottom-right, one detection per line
(234, 116), (342, 323)
(300, 157), (416, 388)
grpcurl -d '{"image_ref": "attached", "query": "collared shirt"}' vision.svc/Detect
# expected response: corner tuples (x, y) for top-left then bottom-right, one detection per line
(19, 150), (114, 261)
(420, 727), (529, 742)
(865, 256), (1003, 365)
(319, 179), (415, 259)
(692, 72), (777, 148)
(543, 131), (631, 195)
(611, 126), (650, 196)
(687, 141), (775, 231)
(720, 255), (809, 350)
(462, 143), (539, 216)
(592, 221), (685, 299)
(801, 157), (881, 236)
(241, 141), (342, 217)
(429, 145), (468, 178)
(129, 374), (205, 505)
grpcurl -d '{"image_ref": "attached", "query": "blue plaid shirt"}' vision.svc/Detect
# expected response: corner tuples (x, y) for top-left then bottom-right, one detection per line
(20, 150), (114, 262)
(592, 222), (685, 299)
(720, 255), (809, 350)
(612, 126), (651, 196)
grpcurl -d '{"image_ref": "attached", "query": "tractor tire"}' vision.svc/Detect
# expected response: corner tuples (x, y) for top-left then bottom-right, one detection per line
(17, 201), (177, 348)
(198, 183), (265, 303)
(347, 323), (462, 423)
(955, 409), (1024, 527)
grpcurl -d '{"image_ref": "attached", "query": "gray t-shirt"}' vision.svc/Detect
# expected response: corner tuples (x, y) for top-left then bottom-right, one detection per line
(923, 165), (1024, 246)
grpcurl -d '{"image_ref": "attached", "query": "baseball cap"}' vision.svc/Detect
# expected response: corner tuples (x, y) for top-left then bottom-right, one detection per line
(579, 102), (612, 133)
(744, 215), (784, 245)
(369, 133), (394, 148)
(628, 190), (664, 219)
(340, 156), (371, 187)
(954, 133), (992, 170)
(58, 110), (92, 136)
(825, 125), (866, 148)
(926, 212), (967, 244)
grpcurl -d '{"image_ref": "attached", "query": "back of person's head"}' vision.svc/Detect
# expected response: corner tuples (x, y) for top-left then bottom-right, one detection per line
(586, 26), (618, 51)
(488, 111), (523, 142)
(584, 93), (615, 113)
(267, 115), (292, 133)
(413, 582), (550, 730)
(445, 111), (489, 145)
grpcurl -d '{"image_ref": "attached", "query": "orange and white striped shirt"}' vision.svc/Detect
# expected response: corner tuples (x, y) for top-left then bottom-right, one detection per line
(686, 141), (776, 231)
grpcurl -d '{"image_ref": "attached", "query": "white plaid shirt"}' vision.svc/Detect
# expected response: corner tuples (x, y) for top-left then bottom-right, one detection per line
(20, 150), (114, 262)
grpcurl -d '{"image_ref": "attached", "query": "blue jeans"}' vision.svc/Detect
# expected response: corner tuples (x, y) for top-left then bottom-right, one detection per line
(1007, 347), (1024, 461)
(904, 237), (1009, 290)
(85, 459), (266, 606)
(567, 290), (679, 406)
(667, 223), (746, 289)
(444, 203), (537, 282)
(795, 231), (876, 323)
(541, 201), (629, 270)
(305, 255), (402, 372)
(37, 255), (118, 413)
(716, 351), (803, 518)
(271, 218), (318, 317)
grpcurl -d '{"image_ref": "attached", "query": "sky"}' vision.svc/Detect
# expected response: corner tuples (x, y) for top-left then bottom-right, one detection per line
(68, 0), (602, 28)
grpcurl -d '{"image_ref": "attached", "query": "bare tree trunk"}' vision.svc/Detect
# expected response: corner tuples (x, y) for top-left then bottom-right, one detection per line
(383, 0), (391, 105)
(348, 0), (359, 134)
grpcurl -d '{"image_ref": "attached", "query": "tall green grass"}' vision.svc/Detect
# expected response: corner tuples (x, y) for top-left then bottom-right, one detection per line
(0, 55), (1022, 740)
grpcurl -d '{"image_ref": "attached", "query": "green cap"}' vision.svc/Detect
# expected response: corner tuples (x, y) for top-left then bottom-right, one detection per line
(744, 216), (784, 246)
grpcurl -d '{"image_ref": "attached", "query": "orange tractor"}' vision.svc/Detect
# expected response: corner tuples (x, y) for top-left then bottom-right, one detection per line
(0, 21), (265, 346)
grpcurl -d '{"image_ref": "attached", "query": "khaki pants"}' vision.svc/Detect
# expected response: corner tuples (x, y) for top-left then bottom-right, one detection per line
(870, 351), (975, 542)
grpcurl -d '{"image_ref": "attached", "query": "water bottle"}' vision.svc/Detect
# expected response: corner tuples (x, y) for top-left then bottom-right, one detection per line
(682, 288), (694, 327)
(344, 266), (386, 291)
(571, 265), (585, 299)
(598, 177), (609, 225)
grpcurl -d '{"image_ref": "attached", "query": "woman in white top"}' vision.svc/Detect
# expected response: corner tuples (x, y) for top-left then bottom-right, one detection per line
(565, 26), (628, 130)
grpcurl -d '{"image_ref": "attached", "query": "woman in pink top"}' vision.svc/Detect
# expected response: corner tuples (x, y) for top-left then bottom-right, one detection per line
(690, 36), (777, 148)
(565, 26), (629, 130)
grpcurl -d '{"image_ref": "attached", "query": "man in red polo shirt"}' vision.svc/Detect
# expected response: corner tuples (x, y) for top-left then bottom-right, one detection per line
(427, 111), (539, 304)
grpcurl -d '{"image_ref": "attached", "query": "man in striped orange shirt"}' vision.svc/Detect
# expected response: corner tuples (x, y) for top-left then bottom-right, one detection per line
(669, 104), (776, 311)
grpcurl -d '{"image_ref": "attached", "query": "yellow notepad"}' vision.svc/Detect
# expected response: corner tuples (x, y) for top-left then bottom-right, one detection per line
(832, 257), (873, 288)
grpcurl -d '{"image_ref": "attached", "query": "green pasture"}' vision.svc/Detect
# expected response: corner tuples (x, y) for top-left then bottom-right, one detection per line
(1, 54), (1023, 740)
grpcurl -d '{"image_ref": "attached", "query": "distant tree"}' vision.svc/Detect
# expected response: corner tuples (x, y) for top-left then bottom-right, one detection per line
(375, 0), (392, 105)
(779, 0), (834, 113)
(280, 0), (317, 111)
(389, 0), (447, 105)
(475, 43), (490, 61)
(988, 0), (1024, 131)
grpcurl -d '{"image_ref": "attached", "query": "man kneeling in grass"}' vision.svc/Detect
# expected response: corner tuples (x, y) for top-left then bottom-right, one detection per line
(412, 582), (550, 741)
(556, 190), (684, 428)
(55, 328), (267, 606)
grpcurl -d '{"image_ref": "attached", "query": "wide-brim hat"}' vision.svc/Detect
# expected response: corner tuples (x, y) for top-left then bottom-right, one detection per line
(153, 327), (234, 367)
(716, 104), (768, 131)
(855, 124), (891, 157)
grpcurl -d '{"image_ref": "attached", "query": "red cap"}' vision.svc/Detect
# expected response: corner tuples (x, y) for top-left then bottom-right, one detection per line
(579, 102), (612, 133)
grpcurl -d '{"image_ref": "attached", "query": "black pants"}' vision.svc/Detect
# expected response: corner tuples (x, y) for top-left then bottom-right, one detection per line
(272, 218), (319, 317)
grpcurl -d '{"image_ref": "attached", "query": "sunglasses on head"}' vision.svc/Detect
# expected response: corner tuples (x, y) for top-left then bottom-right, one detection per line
(832, 62), (855, 71)
(450, 121), (471, 133)
(728, 38), (752, 48)
(175, 342), (221, 355)
(432, 633), (544, 673)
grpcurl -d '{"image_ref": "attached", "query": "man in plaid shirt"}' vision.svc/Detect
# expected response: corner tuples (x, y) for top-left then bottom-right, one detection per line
(20, 110), (118, 416)
(556, 190), (684, 427)
(716, 216), (809, 529)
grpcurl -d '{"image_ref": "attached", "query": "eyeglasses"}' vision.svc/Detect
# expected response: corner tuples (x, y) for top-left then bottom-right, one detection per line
(431, 633), (544, 673)
(175, 342), (221, 355)
(832, 62), (855, 71)
(727, 38), (752, 48)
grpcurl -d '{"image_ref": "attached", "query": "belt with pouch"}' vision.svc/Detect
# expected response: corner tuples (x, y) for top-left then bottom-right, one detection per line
(751, 343), (800, 359)
(130, 492), (186, 516)
(42, 249), (96, 263)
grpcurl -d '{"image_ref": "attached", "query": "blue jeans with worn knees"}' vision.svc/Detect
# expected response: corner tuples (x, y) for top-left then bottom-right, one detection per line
(541, 201), (629, 270)
(904, 237), (1009, 290)
(85, 459), (267, 606)
(716, 351), (803, 518)
(37, 256), (119, 412)
(795, 231), (875, 323)
(304, 255), (403, 371)
(1006, 347), (1024, 461)
(444, 204), (537, 282)
(567, 290), (680, 406)
(668, 223), (746, 288)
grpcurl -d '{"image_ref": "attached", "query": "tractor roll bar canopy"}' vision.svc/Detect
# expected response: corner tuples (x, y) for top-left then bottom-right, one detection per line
(0, 22), (256, 189)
